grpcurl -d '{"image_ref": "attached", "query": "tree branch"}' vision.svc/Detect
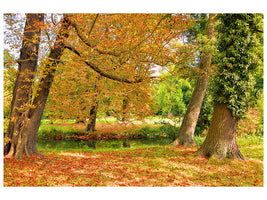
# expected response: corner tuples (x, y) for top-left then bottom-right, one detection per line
(67, 14), (121, 57)
(68, 14), (170, 58)
(88, 14), (99, 36)
(64, 45), (143, 84)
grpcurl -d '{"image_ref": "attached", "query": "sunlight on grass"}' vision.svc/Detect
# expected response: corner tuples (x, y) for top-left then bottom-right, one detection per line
(4, 146), (263, 186)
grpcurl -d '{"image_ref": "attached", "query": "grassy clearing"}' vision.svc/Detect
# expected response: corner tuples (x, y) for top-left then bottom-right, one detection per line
(4, 120), (263, 187)
(4, 145), (263, 187)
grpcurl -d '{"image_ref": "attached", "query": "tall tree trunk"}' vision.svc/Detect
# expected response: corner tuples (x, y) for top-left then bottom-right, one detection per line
(196, 102), (244, 159)
(5, 15), (71, 159)
(173, 14), (217, 147)
(4, 14), (44, 155)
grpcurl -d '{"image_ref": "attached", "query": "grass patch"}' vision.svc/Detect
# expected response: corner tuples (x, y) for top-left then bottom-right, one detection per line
(37, 138), (172, 153)
(38, 125), (83, 139)
(37, 123), (180, 141)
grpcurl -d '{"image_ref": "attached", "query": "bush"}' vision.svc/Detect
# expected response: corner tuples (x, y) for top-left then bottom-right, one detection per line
(158, 123), (179, 141)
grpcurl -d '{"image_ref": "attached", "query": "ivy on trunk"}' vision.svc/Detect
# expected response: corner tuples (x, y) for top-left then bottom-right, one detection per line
(197, 14), (262, 159)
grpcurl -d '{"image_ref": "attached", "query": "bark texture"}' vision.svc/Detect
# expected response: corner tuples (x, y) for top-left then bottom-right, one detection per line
(196, 102), (244, 159)
(173, 14), (217, 147)
(4, 14), (44, 155)
(5, 15), (71, 159)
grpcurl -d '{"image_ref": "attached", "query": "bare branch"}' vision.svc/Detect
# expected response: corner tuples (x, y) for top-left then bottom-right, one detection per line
(88, 14), (99, 36)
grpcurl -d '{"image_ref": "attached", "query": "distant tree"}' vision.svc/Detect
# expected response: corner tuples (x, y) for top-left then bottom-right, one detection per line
(197, 14), (263, 159)
(156, 73), (193, 117)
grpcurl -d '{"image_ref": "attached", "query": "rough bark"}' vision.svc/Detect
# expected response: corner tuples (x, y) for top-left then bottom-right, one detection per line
(4, 14), (44, 155)
(196, 102), (244, 159)
(5, 15), (71, 159)
(173, 14), (217, 147)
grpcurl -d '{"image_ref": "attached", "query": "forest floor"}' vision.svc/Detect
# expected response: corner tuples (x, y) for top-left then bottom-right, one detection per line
(4, 119), (264, 187)
(4, 145), (263, 186)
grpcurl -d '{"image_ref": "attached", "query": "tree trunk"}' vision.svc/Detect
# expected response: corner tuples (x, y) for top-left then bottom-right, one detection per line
(4, 14), (44, 155)
(196, 102), (244, 159)
(85, 102), (99, 132)
(5, 15), (71, 159)
(85, 75), (101, 132)
(173, 14), (217, 147)
(122, 97), (129, 122)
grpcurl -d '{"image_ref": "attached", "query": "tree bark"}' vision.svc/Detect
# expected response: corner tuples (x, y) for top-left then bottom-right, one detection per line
(85, 75), (101, 132)
(4, 14), (44, 155)
(85, 102), (98, 132)
(173, 14), (217, 147)
(5, 15), (71, 159)
(196, 102), (244, 159)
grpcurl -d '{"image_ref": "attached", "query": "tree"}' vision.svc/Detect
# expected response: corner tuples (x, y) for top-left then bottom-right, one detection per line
(173, 14), (217, 146)
(4, 13), (193, 159)
(45, 14), (194, 126)
(4, 14), (44, 156)
(156, 73), (193, 117)
(85, 75), (102, 132)
(196, 14), (263, 159)
(4, 14), (71, 159)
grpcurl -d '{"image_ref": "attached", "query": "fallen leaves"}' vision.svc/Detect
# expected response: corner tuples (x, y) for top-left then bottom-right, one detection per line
(4, 146), (263, 187)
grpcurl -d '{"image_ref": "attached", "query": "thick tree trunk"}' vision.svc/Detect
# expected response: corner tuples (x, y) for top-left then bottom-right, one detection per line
(4, 14), (44, 155)
(173, 14), (217, 147)
(196, 102), (244, 159)
(5, 15), (71, 159)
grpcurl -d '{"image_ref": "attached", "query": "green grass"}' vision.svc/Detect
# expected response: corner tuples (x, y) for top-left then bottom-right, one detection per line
(237, 135), (264, 160)
(37, 138), (172, 153)
(96, 116), (118, 123)
(193, 134), (264, 160)
(40, 119), (76, 125)
(38, 125), (83, 139)
(37, 122), (180, 140)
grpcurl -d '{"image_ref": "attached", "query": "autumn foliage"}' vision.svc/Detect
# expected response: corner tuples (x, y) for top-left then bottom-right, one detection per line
(3, 13), (263, 188)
